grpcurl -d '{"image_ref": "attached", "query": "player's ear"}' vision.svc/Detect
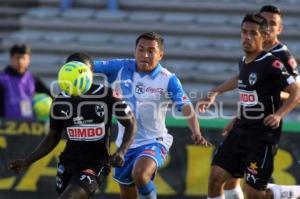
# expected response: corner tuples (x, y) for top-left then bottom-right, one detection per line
(159, 50), (164, 60)
(278, 23), (283, 34)
(262, 31), (269, 42)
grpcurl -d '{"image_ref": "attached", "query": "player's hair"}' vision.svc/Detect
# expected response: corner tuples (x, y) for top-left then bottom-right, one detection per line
(10, 44), (31, 56)
(259, 5), (282, 17)
(66, 53), (94, 71)
(135, 32), (164, 51)
(241, 14), (269, 35)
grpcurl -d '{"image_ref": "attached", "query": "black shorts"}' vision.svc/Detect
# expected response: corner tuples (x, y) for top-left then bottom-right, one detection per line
(212, 130), (277, 190)
(56, 161), (111, 196)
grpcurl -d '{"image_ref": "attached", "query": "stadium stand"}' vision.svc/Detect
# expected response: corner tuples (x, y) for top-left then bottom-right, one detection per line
(0, 0), (299, 120)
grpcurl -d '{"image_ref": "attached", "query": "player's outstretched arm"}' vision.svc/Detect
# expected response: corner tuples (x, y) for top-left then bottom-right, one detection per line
(264, 82), (300, 129)
(182, 104), (212, 147)
(198, 75), (239, 113)
(111, 111), (137, 167)
(8, 129), (61, 173)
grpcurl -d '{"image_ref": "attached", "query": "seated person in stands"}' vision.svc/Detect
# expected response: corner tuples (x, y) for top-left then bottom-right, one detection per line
(0, 44), (50, 120)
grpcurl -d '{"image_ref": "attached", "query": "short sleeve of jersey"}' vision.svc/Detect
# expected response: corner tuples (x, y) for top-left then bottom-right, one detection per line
(93, 59), (136, 83)
(267, 59), (295, 90)
(167, 75), (191, 111)
(107, 88), (131, 118)
(277, 50), (299, 77)
(49, 100), (64, 133)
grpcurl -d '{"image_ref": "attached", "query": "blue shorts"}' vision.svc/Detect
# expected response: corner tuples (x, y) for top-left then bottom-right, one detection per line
(113, 142), (168, 186)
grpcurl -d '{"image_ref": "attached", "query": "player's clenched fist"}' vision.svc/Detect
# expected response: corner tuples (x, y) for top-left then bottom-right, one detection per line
(110, 151), (125, 167)
(198, 91), (218, 113)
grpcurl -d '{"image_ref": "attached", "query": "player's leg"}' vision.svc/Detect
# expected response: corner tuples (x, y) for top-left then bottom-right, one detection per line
(58, 183), (89, 199)
(208, 165), (232, 198)
(113, 147), (140, 199)
(243, 142), (276, 199)
(132, 143), (168, 199)
(133, 156), (157, 199)
(224, 178), (244, 199)
(119, 185), (138, 199)
(209, 132), (244, 199)
(58, 168), (99, 199)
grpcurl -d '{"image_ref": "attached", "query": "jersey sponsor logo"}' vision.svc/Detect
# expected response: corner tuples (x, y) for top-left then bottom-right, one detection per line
(247, 162), (258, 174)
(145, 87), (164, 95)
(248, 73), (257, 86)
(135, 82), (164, 95)
(239, 90), (258, 106)
(272, 60), (284, 70)
(66, 125), (105, 141)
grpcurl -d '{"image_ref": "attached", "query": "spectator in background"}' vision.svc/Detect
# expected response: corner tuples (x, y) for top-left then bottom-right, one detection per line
(0, 44), (50, 120)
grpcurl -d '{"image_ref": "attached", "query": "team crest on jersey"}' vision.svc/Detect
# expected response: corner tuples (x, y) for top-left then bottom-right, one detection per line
(248, 73), (257, 86)
(135, 82), (145, 94)
(95, 104), (105, 117)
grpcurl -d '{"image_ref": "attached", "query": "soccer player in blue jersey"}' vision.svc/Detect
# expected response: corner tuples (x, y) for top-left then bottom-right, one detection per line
(94, 32), (211, 199)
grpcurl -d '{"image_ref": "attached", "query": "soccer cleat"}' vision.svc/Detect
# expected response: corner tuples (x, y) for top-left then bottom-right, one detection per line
(280, 190), (293, 199)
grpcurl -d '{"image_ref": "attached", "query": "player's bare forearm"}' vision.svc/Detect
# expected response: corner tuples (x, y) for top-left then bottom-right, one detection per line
(111, 113), (136, 167)
(276, 83), (300, 118)
(25, 129), (61, 166)
(182, 104), (200, 134)
(210, 75), (239, 95)
(116, 112), (137, 154)
(182, 104), (211, 146)
(280, 82), (300, 104)
(199, 76), (239, 113)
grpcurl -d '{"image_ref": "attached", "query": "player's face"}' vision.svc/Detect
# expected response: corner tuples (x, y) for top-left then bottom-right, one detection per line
(260, 12), (282, 43)
(10, 53), (31, 74)
(135, 38), (163, 73)
(241, 22), (264, 54)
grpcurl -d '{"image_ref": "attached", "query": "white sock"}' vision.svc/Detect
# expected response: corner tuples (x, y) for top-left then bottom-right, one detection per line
(138, 189), (157, 199)
(269, 185), (300, 199)
(224, 185), (244, 199)
(208, 195), (225, 199)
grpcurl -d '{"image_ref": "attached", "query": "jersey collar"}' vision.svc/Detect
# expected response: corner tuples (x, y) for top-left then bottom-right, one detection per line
(134, 62), (162, 79)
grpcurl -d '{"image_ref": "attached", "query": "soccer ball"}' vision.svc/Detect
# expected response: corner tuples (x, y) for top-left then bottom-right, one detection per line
(58, 61), (93, 96)
(32, 93), (52, 121)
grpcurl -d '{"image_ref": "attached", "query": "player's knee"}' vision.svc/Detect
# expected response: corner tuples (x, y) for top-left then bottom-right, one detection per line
(132, 169), (150, 187)
(244, 185), (265, 199)
(224, 178), (240, 190)
(209, 171), (224, 187)
(58, 191), (87, 199)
